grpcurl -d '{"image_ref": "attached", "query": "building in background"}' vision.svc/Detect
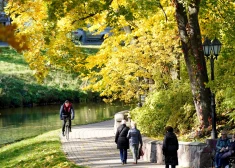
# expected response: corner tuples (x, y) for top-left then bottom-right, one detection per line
(0, 0), (10, 46)
(0, 0), (11, 26)
(0, 12), (11, 26)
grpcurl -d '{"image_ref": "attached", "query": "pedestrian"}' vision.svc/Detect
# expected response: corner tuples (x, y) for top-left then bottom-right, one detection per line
(162, 126), (179, 168)
(115, 119), (130, 165)
(60, 100), (75, 136)
(127, 121), (143, 164)
(215, 130), (230, 168)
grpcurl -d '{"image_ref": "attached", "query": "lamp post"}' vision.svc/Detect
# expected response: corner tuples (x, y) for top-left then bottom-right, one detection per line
(202, 37), (222, 139)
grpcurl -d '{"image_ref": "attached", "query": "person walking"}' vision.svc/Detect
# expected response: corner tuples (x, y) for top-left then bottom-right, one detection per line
(115, 119), (130, 165)
(60, 100), (75, 136)
(162, 126), (179, 168)
(127, 121), (143, 164)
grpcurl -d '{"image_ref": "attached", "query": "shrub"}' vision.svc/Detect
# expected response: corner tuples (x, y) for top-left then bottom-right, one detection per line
(130, 81), (194, 137)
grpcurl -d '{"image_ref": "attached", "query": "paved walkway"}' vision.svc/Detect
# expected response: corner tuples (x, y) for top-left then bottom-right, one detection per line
(61, 119), (166, 168)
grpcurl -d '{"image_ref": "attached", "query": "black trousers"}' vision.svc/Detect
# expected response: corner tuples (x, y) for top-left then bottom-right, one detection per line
(62, 117), (71, 132)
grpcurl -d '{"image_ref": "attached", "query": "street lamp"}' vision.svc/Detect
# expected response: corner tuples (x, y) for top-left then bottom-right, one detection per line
(202, 37), (222, 139)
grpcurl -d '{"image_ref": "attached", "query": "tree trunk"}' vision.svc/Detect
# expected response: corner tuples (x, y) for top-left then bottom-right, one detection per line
(174, 0), (211, 129)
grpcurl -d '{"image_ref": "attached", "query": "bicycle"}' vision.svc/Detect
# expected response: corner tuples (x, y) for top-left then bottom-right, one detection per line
(64, 117), (70, 140)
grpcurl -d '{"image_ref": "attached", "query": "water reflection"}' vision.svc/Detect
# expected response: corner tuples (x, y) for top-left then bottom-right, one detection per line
(0, 102), (129, 145)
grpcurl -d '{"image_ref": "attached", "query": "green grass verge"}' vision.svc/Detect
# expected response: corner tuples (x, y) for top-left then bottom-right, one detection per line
(0, 130), (85, 168)
(0, 47), (100, 108)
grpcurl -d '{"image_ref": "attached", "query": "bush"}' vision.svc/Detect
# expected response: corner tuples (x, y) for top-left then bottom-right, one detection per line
(130, 80), (195, 137)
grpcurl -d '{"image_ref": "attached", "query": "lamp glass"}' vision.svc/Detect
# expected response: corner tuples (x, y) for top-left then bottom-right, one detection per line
(202, 37), (212, 56)
(212, 38), (222, 56)
(203, 45), (212, 56)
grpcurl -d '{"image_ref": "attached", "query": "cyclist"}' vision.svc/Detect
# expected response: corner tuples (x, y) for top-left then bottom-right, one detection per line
(60, 100), (75, 136)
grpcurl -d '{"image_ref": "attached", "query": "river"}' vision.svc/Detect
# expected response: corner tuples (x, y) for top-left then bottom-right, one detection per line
(0, 102), (129, 146)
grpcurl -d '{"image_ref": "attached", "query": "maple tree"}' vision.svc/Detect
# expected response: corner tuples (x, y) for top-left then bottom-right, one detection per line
(2, 0), (235, 132)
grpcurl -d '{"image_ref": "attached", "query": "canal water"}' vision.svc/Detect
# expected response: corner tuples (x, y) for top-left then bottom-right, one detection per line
(0, 102), (129, 145)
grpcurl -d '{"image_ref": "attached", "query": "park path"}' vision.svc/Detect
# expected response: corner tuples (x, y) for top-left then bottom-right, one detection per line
(60, 119), (166, 168)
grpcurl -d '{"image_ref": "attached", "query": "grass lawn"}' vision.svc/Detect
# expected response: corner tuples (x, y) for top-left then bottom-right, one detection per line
(0, 129), (85, 168)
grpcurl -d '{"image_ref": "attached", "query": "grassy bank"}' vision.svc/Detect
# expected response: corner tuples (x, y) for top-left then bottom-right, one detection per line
(0, 47), (99, 108)
(0, 129), (84, 168)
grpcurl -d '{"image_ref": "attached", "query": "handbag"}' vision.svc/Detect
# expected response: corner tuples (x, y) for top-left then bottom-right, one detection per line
(138, 147), (144, 159)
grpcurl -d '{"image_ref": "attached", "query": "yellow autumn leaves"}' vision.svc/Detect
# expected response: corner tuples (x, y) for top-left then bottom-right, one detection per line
(1, 0), (234, 104)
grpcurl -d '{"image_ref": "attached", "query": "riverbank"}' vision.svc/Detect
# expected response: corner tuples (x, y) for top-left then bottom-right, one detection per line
(0, 129), (84, 168)
(0, 47), (99, 108)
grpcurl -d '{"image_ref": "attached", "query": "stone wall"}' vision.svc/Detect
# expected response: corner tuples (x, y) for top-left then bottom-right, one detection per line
(141, 137), (213, 168)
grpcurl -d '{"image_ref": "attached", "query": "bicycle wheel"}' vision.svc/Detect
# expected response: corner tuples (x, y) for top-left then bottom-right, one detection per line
(65, 125), (69, 140)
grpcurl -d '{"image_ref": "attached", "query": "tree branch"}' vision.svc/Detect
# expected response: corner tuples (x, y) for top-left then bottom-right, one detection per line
(72, 0), (113, 25)
(159, 2), (167, 22)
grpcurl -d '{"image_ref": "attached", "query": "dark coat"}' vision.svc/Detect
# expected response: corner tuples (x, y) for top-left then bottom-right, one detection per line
(220, 141), (235, 159)
(216, 137), (230, 153)
(59, 103), (75, 120)
(162, 132), (179, 165)
(115, 124), (129, 149)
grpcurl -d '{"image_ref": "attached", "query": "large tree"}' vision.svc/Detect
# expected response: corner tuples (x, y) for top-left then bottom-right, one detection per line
(173, 0), (211, 128)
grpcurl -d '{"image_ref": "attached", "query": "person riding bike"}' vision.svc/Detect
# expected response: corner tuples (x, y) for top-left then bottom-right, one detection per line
(60, 100), (75, 136)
